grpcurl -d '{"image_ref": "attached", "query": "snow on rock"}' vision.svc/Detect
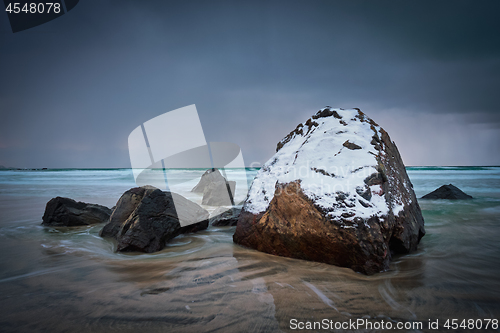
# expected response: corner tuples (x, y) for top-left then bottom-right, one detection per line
(246, 108), (389, 220)
(233, 107), (425, 275)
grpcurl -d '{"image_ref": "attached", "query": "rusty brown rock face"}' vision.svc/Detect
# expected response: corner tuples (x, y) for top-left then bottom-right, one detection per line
(234, 181), (390, 274)
(233, 107), (425, 275)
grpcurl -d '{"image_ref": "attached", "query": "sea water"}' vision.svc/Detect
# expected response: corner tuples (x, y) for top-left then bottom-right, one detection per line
(0, 167), (499, 332)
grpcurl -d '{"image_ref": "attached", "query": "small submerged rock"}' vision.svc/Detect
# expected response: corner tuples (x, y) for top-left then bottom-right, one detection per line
(42, 197), (112, 227)
(100, 186), (209, 253)
(209, 206), (242, 226)
(421, 184), (473, 200)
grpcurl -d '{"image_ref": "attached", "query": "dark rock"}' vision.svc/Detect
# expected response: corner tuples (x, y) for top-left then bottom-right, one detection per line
(191, 168), (226, 193)
(356, 185), (372, 201)
(421, 184), (473, 200)
(202, 180), (236, 206)
(210, 207), (242, 226)
(312, 108), (342, 119)
(311, 167), (335, 177)
(276, 119), (319, 152)
(192, 168), (236, 206)
(343, 140), (362, 150)
(42, 197), (112, 227)
(100, 186), (209, 253)
(233, 107), (425, 275)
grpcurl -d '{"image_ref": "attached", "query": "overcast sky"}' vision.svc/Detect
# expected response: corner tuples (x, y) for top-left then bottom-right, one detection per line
(1, 0), (499, 168)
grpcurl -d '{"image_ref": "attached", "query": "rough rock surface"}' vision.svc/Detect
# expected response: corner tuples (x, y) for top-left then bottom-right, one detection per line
(192, 168), (226, 193)
(210, 206), (242, 226)
(192, 168), (235, 206)
(42, 197), (112, 227)
(233, 107), (425, 275)
(202, 181), (236, 206)
(422, 184), (473, 199)
(100, 186), (209, 253)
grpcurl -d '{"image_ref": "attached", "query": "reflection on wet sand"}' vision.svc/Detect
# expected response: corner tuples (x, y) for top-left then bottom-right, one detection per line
(1, 219), (499, 332)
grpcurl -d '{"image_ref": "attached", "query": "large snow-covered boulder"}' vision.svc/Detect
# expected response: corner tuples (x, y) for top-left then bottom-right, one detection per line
(233, 107), (425, 275)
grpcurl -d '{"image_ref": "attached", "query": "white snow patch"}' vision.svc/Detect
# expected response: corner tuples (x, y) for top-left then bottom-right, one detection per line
(244, 108), (390, 222)
(392, 203), (405, 216)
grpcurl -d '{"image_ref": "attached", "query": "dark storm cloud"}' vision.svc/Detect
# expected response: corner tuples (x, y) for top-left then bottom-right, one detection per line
(0, 0), (499, 167)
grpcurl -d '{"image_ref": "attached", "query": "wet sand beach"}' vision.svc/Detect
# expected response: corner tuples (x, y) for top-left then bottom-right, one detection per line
(0, 168), (499, 332)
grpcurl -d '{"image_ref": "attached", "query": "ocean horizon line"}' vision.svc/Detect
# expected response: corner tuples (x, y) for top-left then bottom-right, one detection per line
(1, 165), (500, 171)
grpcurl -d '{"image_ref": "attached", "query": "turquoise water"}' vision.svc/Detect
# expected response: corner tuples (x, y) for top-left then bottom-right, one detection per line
(0, 167), (499, 332)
